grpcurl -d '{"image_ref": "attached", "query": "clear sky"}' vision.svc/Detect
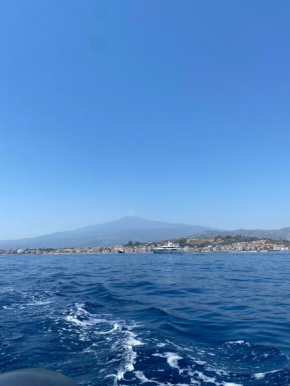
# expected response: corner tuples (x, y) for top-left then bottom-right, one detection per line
(1, 0), (290, 239)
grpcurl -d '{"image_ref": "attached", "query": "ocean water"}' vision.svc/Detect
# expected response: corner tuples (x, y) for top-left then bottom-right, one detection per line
(1, 253), (290, 385)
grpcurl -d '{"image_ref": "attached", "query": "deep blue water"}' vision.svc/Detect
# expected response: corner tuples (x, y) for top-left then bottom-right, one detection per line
(1, 253), (290, 385)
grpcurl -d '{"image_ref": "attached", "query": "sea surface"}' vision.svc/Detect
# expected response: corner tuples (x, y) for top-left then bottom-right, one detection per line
(1, 252), (290, 385)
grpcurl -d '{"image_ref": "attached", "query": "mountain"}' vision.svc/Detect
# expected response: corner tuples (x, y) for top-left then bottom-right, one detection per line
(194, 227), (290, 241)
(0, 216), (216, 249)
(2, 217), (289, 250)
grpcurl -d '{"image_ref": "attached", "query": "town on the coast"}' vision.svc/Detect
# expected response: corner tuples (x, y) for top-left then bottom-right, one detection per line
(1, 235), (289, 255)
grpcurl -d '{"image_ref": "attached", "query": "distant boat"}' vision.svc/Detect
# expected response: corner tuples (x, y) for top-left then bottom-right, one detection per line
(118, 249), (125, 254)
(153, 242), (183, 254)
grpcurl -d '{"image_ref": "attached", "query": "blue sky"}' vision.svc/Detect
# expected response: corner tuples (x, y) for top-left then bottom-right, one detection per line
(1, 0), (290, 238)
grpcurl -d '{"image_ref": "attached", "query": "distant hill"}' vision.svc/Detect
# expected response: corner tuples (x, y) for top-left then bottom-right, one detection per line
(0, 216), (216, 249)
(1, 217), (289, 249)
(194, 228), (290, 242)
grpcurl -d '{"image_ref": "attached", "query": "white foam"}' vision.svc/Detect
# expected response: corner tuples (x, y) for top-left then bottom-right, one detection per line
(222, 383), (243, 386)
(134, 374), (190, 386)
(65, 315), (87, 327)
(225, 340), (250, 346)
(226, 341), (244, 345)
(253, 369), (279, 379)
(195, 360), (206, 365)
(111, 330), (144, 383)
(135, 371), (153, 383)
(65, 303), (113, 328)
(253, 372), (265, 379)
(152, 352), (183, 374)
(165, 352), (183, 372)
(204, 365), (229, 376)
(27, 300), (53, 306)
(64, 302), (145, 384)
(96, 323), (119, 335)
(62, 302), (276, 386)
(193, 370), (216, 384)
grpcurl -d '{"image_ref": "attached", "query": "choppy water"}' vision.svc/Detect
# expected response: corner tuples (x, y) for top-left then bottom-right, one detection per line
(1, 253), (290, 385)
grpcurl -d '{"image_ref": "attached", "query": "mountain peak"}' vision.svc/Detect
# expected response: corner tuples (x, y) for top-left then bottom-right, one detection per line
(0, 216), (214, 249)
(118, 216), (144, 221)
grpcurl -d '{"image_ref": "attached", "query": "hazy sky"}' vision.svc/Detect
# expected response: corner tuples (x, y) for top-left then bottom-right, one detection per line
(1, 0), (290, 239)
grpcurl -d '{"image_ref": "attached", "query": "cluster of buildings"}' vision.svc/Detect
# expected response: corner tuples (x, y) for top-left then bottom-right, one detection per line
(183, 239), (289, 253)
(0, 244), (153, 255)
(0, 238), (289, 255)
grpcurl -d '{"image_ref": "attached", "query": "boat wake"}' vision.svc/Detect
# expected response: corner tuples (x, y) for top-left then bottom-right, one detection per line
(1, 288), (290, 385)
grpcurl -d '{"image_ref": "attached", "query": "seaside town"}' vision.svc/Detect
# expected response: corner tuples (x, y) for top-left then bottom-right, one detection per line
(1, 236), (289, 255)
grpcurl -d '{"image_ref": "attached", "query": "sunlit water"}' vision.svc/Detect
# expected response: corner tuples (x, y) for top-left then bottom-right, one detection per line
(1, 252), (290, 385)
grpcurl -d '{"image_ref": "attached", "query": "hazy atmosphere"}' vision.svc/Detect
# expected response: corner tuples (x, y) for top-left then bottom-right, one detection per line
(1, 0), (290, 239)
(2, 3), (290, 386)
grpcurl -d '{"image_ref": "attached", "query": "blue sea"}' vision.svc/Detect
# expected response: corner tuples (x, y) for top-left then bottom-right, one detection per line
(1, 252), (290, 385)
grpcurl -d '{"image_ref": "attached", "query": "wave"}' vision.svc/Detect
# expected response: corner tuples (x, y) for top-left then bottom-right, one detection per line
(2, 290), (290, 385)
(54, 303), (290, 385)
(2, 251), (290, 386)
